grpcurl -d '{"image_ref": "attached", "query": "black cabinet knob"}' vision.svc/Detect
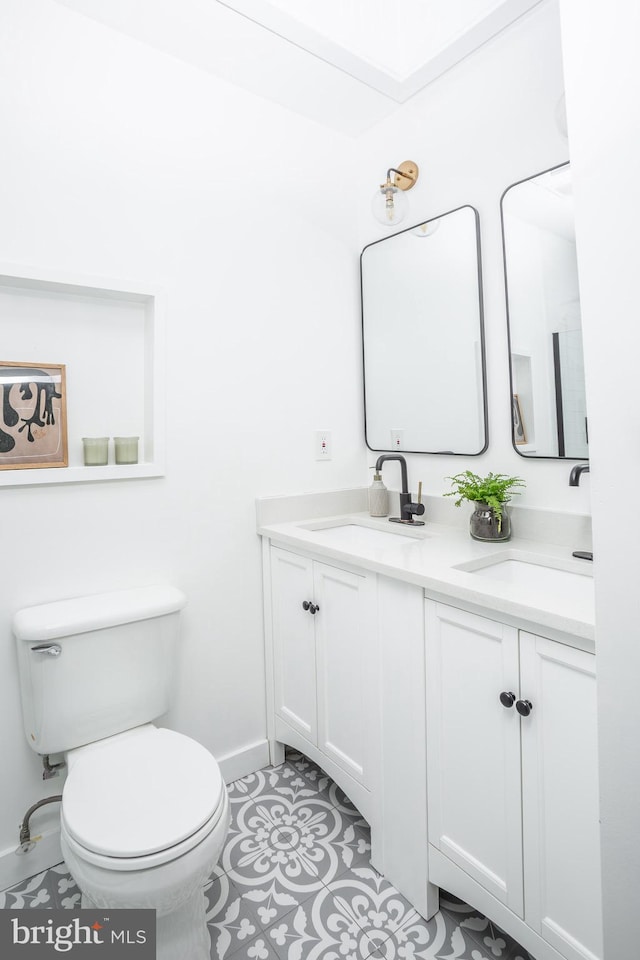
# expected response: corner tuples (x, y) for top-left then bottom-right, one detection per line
(499, 691), (516, 708)
(302, 600), (319, 615)
(516, 699), (533, 717)
(302, 601), (311, 611)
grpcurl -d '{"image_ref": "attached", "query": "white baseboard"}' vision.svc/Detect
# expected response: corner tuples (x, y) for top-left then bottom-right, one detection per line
(0, 828), (62, 896)
(0, 740), (270, 896)
(217, 739), (270, 785)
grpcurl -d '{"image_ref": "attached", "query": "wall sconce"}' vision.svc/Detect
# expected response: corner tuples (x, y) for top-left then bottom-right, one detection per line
(372, 161), (419, 227)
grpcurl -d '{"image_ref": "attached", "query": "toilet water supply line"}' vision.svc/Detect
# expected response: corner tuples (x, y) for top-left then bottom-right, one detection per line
(16, 796), (63, 855)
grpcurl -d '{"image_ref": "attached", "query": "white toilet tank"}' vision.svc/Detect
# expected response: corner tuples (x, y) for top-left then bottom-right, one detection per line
(13, 585), (187, 756)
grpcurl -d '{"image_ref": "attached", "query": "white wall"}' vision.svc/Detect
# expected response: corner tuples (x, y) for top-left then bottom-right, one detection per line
(355, 1), (591, 514)
(559, 1), (640, 954)
(0, 0), (363, 877)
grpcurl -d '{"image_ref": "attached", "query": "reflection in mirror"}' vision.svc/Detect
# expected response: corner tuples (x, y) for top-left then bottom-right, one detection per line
(502, 163), (588, 459)
(361, 205), (487, 455)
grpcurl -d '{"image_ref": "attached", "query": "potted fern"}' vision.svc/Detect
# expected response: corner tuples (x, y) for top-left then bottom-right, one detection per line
(445, 471), (525, 541)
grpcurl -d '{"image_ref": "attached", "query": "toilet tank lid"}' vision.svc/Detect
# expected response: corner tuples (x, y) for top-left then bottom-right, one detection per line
(13, 586), (187, 642)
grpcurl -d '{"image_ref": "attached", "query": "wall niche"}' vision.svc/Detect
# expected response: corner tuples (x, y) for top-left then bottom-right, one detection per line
(0, 265), (165, 486)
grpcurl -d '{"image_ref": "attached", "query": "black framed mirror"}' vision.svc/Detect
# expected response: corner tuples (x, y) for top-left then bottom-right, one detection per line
(501, 163), (588, 459)
(361, 205), (488, 455)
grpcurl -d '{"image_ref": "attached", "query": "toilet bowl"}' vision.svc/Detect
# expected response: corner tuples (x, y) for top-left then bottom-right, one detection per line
(13, 586), (230, 960)
(59, 724), (229, 960)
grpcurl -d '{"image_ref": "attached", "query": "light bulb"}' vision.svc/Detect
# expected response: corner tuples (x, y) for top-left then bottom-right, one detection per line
(372, 182), (408, 227)
(412, 218), (441, 238)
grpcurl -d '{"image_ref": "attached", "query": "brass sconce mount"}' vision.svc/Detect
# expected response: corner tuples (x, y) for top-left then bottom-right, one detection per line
(391, 160), (419, 191)
(373, 160), (420, 227)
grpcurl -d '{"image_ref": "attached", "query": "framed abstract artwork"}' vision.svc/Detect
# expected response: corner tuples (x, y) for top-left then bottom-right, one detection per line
(512, 393), (527, 445)
(0, 361), (68, 470)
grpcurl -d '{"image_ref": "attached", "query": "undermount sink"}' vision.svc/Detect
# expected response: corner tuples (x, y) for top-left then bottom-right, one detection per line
(298, 519), (424, 550)
(455, 552), (594, 610)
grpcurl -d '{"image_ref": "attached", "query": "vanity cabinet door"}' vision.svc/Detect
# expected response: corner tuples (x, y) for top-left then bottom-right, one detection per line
(271, 547), (317, 743)
(314, 560), (376, 785)
(270, 549), (376, 788)
(425, 601), (524, 916)
(520, 633), (602, 960)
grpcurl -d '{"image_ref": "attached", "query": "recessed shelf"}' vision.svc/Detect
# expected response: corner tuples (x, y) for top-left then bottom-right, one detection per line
(4, 464), (163, 486)
(0, 264), (165, 487)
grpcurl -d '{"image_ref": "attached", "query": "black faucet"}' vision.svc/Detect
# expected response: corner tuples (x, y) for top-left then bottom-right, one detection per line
(569, 463), (589, 486)
(375, 454), (425, 525)
(569, 462), (593, 560)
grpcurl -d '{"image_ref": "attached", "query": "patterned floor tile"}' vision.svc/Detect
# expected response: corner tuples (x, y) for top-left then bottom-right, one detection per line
(227, 852), (325, 900)
(379, 917), (489, 960)
(272, 764), (331, 807)
(0, 751), (530, 960)
(265, 793), (371, 885)
(49, 862), (82, 909)
(439, 900), (492, 936)
(438, 888), (478, 911)
(229, 761), (328, 811)
(434, 924), (510, 960)
(228, 764), (294, 805)
(207, 873), (264, 959)
(326, 866), (423, 952)
(0, 869), (59, 909)
(223, 795), (292, 872)
(222, 770), (327, 893)
(284, 750), (325, 781)
(218, 868), (319, 935)
(285, 751), (369, 830)
(206, 872), (306, 960)
(220, 931), (281, 960)
(264, 883), (382, 960)
(285, 751), (336, 804)
(504, 935), (535, 960)
(341, 824), (372, 872)
(223, 794), (326, 900)
(226, 765), (296, 836)
(243, 882), (313, 931)
(326, 781), (366, 818)
(462, 915), (526, 960)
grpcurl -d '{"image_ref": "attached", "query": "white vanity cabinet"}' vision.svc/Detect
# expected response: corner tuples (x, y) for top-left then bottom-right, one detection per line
(269, 545), (377, 788)
(425, 600), (602, 960)
(264, 541), (437, 922)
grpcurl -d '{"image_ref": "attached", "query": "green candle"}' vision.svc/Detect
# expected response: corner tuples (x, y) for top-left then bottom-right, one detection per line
(82, 437), (109, 466)
(114, 436), (139, 465)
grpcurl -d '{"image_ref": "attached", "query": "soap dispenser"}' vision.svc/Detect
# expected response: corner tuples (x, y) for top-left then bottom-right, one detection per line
(369, 469), (389, 517)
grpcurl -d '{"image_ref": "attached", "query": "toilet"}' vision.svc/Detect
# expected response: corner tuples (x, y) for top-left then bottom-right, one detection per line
(13, 585), (229, 960)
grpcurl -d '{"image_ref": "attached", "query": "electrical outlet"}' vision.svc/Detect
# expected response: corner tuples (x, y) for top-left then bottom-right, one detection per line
(390, 429), (404, 449)
(315, 431), (332, 460)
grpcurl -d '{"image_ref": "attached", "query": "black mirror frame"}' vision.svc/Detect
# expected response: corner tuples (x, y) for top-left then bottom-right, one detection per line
(500, 162), (588, 462)
(360, 204), (489, 457)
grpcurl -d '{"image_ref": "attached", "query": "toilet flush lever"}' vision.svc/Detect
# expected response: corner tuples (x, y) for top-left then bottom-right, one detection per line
(30, 643), (62, 657)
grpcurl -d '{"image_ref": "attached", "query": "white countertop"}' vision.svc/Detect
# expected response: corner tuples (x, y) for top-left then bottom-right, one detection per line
(258, 508), (595, 653)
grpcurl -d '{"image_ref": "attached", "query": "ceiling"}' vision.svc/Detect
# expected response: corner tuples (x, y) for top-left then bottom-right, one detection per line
(216, 0), (545, 101)
(54, 0), (546, 134)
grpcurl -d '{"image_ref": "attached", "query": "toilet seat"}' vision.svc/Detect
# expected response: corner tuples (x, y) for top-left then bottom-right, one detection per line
(62, 724), (226, 869)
